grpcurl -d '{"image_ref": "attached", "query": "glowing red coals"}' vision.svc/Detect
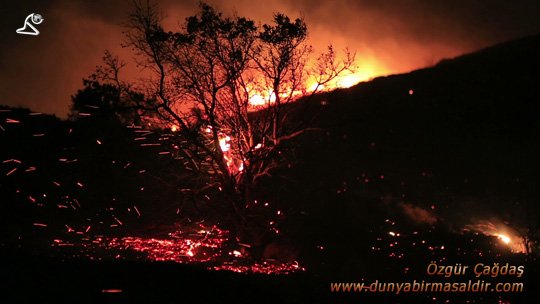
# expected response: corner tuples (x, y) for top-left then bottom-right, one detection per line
(211, 261), (303, 275)
(51, 224), (304, 275)
(103, 225), (227, 263)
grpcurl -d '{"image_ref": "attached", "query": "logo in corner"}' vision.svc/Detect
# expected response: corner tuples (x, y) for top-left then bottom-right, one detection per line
(16, 13), (44, 36)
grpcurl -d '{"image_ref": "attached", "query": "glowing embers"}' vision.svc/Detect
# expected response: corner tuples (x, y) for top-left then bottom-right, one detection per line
(88, 225), (227, 263)
(52, 225), (304, 275)
(105, 235), (219, 263)
(211, 261), (304, 275)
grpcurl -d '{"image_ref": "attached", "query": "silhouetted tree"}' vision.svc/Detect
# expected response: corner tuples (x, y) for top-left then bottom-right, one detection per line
(92, 1), (354, 246)
(70, 51), (144, 125)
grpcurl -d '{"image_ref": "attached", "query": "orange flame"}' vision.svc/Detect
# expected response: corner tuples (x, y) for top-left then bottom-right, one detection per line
(463, 220), (525, 253)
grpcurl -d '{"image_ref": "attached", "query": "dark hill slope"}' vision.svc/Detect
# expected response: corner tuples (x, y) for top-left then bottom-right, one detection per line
(289, 33), (540, 203)
(277, 34), (540, 272)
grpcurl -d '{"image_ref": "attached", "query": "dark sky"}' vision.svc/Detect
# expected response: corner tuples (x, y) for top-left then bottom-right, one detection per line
(1, 0), (539, 117)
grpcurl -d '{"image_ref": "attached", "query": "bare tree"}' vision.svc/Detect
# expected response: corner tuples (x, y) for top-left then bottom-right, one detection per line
(103, 1), (354, 245)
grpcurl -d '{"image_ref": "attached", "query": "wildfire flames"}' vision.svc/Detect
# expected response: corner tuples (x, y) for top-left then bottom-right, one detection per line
(463, 220), (526, 253)
(318, 67), (375, 89)
(247, 59), (382, 108)
(212, 62), (381, 173)
(170, 66), (380, 173)
(218, 132), (244, 174)
(496, 233), (511, 245)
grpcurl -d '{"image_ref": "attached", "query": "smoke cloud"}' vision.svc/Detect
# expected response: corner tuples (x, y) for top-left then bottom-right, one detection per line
(399, 202), (437, 225)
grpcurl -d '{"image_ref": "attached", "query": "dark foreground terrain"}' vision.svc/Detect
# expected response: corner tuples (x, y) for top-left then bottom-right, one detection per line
(2, 252), (537, 303)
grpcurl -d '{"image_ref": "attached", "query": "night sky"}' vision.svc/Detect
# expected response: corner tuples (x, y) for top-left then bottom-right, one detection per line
(1, 0), (539, 117)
